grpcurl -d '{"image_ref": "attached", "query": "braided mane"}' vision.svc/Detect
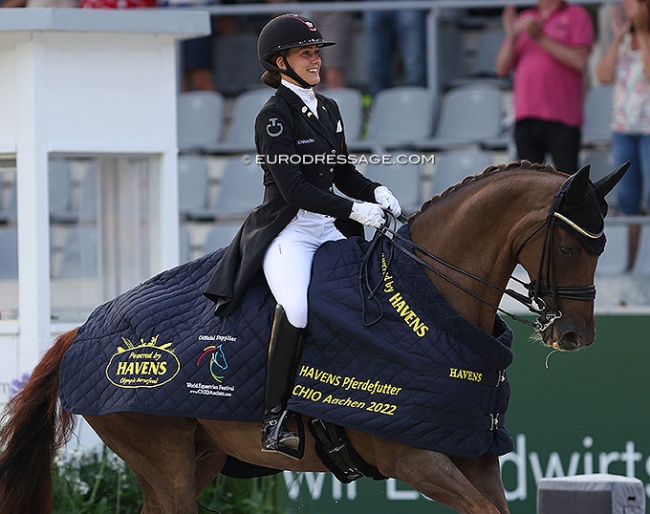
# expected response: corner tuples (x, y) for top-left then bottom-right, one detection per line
(412, 160), (563, 221)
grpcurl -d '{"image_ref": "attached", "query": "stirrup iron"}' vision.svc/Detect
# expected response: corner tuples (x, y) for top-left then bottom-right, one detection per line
(261, 410), (305, 460)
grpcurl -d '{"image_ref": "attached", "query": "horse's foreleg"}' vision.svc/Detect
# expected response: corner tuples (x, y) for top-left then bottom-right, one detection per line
(367, 438), (501, 514)
(451, 455), (510, 514)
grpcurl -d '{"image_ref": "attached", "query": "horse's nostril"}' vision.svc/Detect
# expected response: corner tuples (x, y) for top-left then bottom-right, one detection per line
(561, 331), (582, 350)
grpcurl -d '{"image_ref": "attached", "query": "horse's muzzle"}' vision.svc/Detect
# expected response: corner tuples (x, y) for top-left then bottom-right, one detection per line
(543, 321), (594, 351)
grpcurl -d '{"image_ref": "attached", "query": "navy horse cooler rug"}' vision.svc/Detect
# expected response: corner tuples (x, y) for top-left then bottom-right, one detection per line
(60, 226), (514, 458)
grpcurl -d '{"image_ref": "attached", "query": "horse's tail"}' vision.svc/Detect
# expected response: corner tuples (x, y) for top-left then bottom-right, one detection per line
(0, 328), (78, 514)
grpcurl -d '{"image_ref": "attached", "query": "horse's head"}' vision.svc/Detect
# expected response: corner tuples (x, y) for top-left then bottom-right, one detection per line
(516, 162), (630, 351)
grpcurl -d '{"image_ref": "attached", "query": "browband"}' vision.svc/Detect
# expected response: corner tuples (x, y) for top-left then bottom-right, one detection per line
(552, 212), (604, 239)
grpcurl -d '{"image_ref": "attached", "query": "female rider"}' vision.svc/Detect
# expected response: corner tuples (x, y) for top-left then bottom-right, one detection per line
(204, 13), (402, 459)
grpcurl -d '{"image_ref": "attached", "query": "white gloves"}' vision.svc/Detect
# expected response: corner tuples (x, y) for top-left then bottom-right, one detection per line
(350, 202), (385, 228)
(374, 186), (402, 217)
(349, 186), (400, 229)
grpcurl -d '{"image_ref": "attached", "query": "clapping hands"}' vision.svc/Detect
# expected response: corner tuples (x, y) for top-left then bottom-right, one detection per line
(502, 5), (543, 41)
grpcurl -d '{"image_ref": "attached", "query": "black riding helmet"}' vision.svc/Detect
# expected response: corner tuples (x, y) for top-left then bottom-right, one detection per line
(257, 14), (335, 88)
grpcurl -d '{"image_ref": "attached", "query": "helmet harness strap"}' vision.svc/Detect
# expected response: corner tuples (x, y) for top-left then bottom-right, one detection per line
(271, 50), (315, 89)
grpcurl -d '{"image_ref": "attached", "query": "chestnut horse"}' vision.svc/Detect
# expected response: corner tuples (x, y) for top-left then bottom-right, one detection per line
(0, 161), (628, 514)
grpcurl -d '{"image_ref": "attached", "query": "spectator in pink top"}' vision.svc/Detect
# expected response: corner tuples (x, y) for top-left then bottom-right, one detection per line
(496, 0), (594, 173)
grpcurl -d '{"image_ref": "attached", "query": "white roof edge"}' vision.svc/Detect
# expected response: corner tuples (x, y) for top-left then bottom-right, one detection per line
(0, 8), (210, 38)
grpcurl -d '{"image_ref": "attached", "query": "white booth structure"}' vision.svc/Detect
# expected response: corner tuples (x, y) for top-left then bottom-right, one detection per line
(0, 8), (210, 403)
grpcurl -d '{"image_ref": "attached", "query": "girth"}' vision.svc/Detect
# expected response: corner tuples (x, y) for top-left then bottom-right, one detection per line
(308, 418), (386, 484)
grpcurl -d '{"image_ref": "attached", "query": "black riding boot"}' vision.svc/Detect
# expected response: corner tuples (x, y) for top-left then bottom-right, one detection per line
(261, 305), (304, 459)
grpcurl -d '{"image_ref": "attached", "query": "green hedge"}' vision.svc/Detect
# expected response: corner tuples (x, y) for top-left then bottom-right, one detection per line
(52, 445), (286, 514)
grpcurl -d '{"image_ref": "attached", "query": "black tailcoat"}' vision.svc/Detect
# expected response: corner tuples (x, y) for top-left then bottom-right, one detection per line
(204, 85), (380, 315)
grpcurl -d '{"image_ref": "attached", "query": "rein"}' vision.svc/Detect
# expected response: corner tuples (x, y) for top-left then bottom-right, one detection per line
(362, 210), (595, 333)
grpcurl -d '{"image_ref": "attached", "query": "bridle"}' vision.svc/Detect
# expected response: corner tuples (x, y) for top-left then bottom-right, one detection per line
(363, 181), (601, 334)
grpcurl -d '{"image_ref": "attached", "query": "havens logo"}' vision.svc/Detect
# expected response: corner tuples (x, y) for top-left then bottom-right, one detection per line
(381, 253), (429, 338)
(449, 367), (483, 383)
(106, 335), (180, 389)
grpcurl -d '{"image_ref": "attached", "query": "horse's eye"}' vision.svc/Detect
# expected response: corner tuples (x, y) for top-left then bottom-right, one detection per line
(559, 246), (573, 257)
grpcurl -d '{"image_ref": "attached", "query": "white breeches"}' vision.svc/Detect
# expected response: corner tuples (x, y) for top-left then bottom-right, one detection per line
(263, 209), (345, 328)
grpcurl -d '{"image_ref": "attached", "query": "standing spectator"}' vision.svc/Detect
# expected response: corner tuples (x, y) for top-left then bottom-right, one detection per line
(495, 0), (594, 173)
(180, 35), (215, 92)
(597, 0), (650, 269)
(364, 0), (427, 97)
(309, 8), (354, 89)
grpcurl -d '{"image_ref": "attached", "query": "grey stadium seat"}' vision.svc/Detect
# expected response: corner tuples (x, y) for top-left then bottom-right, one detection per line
(352, 86), (433, 152)
(177, 91), (225, 153)
(213, 156), (265, 218)
(178, 155), (214, 221)
(319, 87), (364, 145)
(582, 84), (613, 148)
(213, 88), (271, 154)
(416, 83), (502, 151)
(429, 149), (494, 195)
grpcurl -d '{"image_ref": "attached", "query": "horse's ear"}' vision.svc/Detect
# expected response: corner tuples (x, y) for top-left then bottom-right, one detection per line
(564, 164), (591, 206)
(595, 161), (631, 198)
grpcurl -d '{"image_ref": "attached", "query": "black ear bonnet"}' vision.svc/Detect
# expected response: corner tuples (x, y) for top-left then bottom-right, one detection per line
(551, 162), (630, 255)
